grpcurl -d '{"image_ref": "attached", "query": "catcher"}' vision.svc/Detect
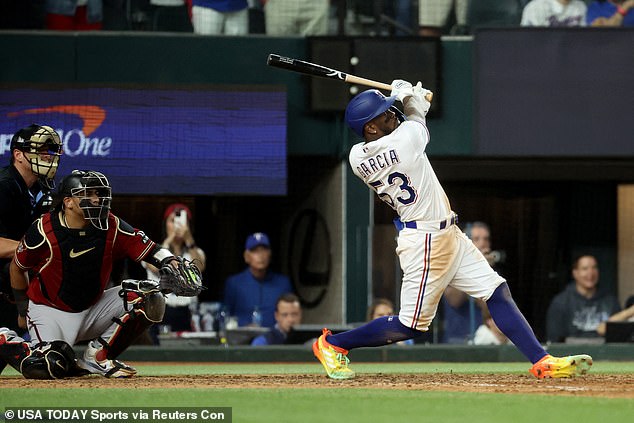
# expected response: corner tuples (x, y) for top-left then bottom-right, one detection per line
(0, 170), (203, 379)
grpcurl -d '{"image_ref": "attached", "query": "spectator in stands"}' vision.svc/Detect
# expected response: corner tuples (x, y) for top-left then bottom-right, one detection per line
(149, 0), (193, 32)
(441, 221), (506, 344)
(464, 221), (506, 272)
(367, 298), (395, 321)
(394, 0), (415, 35)
(473, 306), (509, 345)
(191, 0), (249, 34)
(45, 0), (103, 30)
(224, 232), (293, 328)
(441, 286), (483, 343)
(367, 298), (414, 345)
(263, 0), (329, 36)
(144, 203), (206, 332)
(521, 0), (587, 26)
(251, 293), (302, 345)
(546, 254), (620, 342)
(586, 0), (634, 26)
(596, 294), (634, 336)
(418, 0), (469, 37)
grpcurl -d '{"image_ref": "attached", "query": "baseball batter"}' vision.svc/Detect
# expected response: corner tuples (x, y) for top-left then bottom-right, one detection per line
(313, 80), (592, 380)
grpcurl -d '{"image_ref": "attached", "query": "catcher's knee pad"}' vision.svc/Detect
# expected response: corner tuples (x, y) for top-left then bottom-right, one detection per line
(142, 292), (166, 322)
(120, 279), (166, 322)
(102, 280), (166, 359)
(21, 341), (76, 379)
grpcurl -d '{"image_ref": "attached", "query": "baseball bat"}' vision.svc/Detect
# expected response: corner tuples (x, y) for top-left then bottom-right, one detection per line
(266, 54), (433, 102)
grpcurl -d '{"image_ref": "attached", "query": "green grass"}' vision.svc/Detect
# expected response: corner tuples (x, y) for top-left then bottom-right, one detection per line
(2, 363), (634, 423)
(3, 388), (633, 423)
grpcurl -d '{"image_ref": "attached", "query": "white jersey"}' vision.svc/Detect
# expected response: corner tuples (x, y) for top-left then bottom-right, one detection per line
(520, 0), (587, 27)
(347, 88), (504, 332)
(349, 110), (451, 223)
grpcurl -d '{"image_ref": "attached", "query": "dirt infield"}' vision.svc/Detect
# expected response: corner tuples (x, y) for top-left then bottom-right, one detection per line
(2, 373), (632, 398)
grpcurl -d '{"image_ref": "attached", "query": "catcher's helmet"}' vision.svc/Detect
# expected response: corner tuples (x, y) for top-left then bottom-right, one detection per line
(344, 90), (404, 138)
(58, 170), (112, 230)
(10, 124), (62, 188)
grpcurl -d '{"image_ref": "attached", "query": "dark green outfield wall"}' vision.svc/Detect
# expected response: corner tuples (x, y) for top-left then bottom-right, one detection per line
(0, 32), (472, 157)
(116, 344), (634, 363)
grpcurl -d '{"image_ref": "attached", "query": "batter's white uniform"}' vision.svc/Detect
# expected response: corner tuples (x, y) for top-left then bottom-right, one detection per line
(349, 90), (504, 331)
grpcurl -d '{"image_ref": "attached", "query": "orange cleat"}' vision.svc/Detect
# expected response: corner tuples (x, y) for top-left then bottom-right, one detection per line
(312, 328), (355, 380)
(529, 354), (593, 379)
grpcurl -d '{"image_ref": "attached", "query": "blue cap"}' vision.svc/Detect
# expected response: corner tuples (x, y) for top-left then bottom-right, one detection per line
(245, 232), (270, 250)
(345, 89), (397, 137)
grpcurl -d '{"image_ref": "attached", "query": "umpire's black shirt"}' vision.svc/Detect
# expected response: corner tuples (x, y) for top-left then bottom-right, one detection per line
(0, 164), (48, 332)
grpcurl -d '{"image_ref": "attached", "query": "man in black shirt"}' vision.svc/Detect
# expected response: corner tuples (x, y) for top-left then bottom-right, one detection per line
(0, 124), (62, 333)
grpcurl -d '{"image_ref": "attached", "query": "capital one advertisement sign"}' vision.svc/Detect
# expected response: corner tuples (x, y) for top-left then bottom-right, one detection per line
(0, 85), (287, 195)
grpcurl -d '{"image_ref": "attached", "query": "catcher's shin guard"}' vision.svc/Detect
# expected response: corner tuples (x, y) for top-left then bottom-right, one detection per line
(0, 328), (30, 375)
(1, 328), (75, 379)
(100, 280), (165, 359)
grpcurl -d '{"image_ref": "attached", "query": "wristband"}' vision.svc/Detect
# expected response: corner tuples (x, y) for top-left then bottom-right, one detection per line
(617, 6), (627, 16)
(12, 288), (29, 317)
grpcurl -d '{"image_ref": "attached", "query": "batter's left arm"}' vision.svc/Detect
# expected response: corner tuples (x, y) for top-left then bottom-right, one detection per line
(390, 79), (431, 125)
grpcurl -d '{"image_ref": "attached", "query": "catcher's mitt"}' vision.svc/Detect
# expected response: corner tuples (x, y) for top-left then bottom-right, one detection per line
(158, 256), (204, 297)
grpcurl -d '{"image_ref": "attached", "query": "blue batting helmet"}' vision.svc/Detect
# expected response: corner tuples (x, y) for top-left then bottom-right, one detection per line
(345, 90), (398, 137)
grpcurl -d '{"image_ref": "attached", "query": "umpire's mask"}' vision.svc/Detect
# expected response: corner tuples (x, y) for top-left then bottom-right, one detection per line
(10, 124), (63, 189)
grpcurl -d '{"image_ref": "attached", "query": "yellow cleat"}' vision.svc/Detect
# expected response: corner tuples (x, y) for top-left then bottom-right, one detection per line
(529, 354), (593, 379)
(312, 328), (355, 380)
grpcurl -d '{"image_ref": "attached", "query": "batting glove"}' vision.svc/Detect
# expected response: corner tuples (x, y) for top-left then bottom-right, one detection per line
(412, 81), (432, 100)
(390, 79), (413, 102)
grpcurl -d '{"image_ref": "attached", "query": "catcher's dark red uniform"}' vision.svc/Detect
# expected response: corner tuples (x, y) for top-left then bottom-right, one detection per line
(14, 211), (156, 312)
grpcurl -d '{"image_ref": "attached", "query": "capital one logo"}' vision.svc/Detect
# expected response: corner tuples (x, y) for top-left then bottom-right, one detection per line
(2, 105), (113, 157)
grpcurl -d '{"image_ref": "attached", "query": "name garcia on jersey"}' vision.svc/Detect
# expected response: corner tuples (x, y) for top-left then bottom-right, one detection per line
(356, 149), (400, 179)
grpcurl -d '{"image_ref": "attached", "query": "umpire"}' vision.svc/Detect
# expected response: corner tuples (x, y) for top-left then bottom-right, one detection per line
(0, 124), (62, 334)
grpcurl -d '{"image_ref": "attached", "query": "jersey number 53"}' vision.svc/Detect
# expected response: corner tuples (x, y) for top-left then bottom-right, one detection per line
(368, 171), (417, 209)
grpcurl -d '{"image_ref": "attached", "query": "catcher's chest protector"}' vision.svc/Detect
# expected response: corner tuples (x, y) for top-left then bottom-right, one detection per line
(36, 213), (115, 311)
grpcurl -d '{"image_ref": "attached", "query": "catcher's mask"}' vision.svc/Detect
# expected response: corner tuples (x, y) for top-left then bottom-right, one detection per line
(59, 170), (112, 230)
(344, 90), (405, 138)
(10, 124), (63, 189)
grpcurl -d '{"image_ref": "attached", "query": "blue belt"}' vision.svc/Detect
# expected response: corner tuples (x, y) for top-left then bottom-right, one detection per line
(394, 214), (458, 231)
(440, 214), (458, 229)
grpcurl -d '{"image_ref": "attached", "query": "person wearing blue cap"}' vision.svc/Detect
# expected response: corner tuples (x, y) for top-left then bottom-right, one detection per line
(223, 232), (293, 328)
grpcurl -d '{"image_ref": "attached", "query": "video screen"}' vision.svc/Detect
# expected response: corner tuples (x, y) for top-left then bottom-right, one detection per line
(0, 85), (287, 195)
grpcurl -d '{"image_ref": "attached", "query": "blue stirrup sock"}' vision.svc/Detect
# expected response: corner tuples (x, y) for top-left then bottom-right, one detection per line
(486, 282), (548, 364)
(326, 316), (421, 350)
